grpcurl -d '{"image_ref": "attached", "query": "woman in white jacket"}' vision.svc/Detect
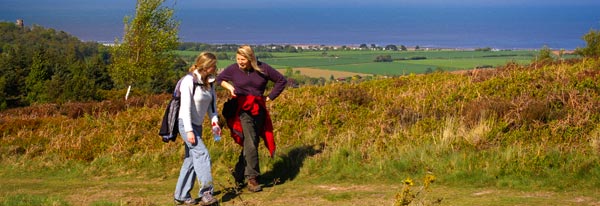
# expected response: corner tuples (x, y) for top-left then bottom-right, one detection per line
(174, 52), (220, 206)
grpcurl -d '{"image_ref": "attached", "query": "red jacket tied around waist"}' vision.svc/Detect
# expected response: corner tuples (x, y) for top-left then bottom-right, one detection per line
(224, 95), (275, 157)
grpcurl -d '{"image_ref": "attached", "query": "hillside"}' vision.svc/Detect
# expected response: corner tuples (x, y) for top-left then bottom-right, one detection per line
(1, 58), (600, 205)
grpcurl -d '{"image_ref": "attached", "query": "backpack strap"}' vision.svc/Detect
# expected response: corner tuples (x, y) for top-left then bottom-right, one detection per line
(173, 73), (197, 98)
(209, 81), (216, 114)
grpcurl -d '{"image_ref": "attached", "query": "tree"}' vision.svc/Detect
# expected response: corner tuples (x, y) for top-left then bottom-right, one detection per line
(110, 0), (179, 92)
(536, 45), (554, 63)
(0, 22), (110, 108)
(374, 55), (393, 62)
(424, 68), (433, 74)
(359, 44), (368, 50)
(216, 52), (229, 61)
(284, 45), (298, 53)
(576, 29), (600, 58)
(475, 47), (492, 51)
(0, 76), (6, 110)
(25, 50), (51, 103)
(284, 67), (294, 77)
(385, 44), (398, 51)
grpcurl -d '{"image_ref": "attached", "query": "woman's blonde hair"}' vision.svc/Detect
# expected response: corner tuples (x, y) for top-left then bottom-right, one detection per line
(237, 45), (262, 73)
(189, 52), (217, 88)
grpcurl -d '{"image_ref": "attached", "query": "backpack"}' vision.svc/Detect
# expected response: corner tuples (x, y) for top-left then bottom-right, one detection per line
(158, 73), (216, 143)
(158, 74), (196, 143)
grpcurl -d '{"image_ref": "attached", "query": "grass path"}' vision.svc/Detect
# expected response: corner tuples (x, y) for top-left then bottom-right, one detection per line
(2, 174), (600, 206)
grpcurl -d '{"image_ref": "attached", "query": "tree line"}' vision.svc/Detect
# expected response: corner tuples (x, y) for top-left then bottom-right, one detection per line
(0, 22), (114, 109)
(0, 0), (189, 110)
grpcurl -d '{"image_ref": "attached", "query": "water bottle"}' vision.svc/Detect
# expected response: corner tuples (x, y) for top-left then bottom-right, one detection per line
(212, 124), (221, 142)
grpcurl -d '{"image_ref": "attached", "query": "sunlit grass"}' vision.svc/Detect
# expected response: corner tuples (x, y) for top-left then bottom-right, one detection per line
(1, 58), (600, 205)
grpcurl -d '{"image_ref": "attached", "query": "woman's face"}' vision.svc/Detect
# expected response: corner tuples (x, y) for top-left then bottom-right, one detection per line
(206, 65), (217, 74)
(236, 54), (249, 70)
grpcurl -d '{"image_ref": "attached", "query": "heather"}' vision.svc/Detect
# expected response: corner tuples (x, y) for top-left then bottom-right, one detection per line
(2, 58), (599, 192)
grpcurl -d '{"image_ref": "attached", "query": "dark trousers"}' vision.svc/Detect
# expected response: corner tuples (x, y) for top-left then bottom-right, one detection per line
(234, 110), (266, 180)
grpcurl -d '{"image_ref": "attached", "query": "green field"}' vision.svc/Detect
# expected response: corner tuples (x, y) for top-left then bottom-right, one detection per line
(175, 49), (547, 76)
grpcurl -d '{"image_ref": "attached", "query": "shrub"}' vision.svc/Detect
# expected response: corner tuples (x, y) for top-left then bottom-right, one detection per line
(576, 29), (600, 58)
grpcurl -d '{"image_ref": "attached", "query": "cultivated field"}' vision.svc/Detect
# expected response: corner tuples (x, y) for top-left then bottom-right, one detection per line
(177, 49), (564, 77)
(277, 67), (371, 78)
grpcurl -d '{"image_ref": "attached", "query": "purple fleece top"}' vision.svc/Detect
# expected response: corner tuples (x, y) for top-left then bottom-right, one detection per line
(216, 61), (288, 100)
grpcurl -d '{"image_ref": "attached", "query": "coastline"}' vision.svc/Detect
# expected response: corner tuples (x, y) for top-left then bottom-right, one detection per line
(98, 40), (571, 51)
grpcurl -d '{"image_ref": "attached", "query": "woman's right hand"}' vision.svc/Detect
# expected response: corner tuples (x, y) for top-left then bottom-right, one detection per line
(221, 81), (236, 97)
(187, 131), (196, 145)
(228, 88), (236, 97)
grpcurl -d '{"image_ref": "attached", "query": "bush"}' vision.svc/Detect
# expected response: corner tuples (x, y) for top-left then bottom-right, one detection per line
(576, 29), (600, 58)
(374, 55), (393, 62)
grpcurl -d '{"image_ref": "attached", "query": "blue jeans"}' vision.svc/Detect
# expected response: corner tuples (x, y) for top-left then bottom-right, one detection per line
(174, 119), (213, 200)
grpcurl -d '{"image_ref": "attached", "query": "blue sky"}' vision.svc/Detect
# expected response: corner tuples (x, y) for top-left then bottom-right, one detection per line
(2, 0), (600, 10)
(175, 0), (600, 8)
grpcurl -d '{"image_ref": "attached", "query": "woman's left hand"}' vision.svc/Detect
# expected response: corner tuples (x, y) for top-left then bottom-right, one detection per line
(187, 131), (196, 145)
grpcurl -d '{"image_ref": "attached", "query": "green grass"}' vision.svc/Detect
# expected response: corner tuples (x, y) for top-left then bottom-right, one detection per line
(2, 57), (599, 205)
(0, 195), (70, 206)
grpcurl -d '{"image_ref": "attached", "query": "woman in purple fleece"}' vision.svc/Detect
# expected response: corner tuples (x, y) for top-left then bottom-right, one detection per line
(216, 45), (287, 192)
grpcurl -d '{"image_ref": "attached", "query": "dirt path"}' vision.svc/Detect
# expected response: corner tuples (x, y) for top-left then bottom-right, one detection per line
(2, 176), (600, 206)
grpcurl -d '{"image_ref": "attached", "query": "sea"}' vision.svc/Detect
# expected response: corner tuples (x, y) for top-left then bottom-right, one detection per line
(1, 5), (600, 50)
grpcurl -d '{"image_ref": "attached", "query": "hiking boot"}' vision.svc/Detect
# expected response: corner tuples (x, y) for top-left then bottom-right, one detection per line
(247, 177), (262, 192)
(174, 198), (198, 205)
(199, 191), (217, 206)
